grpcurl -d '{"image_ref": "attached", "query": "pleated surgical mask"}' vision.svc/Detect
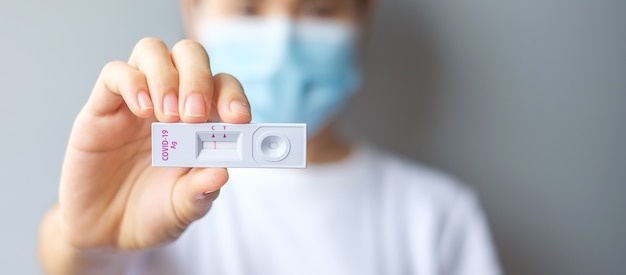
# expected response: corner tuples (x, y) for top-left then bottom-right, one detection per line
(198, 18), (361, 137)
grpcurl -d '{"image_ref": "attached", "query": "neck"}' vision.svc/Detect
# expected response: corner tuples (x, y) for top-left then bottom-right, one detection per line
(306, 123), (352, 164)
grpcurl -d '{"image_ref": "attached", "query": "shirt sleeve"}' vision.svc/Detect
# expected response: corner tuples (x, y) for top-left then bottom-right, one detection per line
(437, 191), (502, 275)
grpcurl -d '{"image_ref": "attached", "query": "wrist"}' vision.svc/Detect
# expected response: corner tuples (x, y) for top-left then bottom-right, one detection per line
(40, 205), (136, 275)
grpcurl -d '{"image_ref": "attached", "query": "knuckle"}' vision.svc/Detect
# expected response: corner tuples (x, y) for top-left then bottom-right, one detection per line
(100, 61), (145, 87)
(135, 37), (167, 49)
(172, 39), (210, 66)
(214, 72), (235, 80)
(101, 60), (126, 73)
(173, 39), (205, 52)
(215, 73), (245, 93)
(130, 37), (169, 66)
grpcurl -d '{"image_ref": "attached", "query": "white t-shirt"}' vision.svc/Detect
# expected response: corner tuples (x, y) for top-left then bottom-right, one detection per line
(129, 144), (501, 275)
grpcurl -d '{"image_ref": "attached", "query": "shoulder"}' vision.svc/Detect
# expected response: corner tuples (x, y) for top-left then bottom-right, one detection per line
(365, 146), (501, 273)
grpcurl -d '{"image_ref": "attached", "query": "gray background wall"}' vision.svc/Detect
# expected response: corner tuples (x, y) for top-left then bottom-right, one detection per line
(1, 1), (624, 274)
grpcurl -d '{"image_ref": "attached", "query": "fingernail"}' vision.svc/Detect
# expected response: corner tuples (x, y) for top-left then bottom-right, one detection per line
(163, 93), (178, 116)
(137, 91), (153, 110)
(184, 94), (206, 117)
(230, 100), (250, 115)
(197, 190), (217, 200)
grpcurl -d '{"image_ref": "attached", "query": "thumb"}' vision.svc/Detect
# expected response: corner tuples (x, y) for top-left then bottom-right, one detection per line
(171, 168), (229, 227)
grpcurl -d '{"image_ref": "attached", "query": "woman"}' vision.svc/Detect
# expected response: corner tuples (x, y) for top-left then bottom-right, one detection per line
(39, 0), (501, 274)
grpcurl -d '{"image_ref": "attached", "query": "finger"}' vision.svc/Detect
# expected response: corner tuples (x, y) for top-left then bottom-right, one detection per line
(171, 40), (213, 123)
(211, 73), (252, 123)
(171, 168), (229, 226)
(86, 61), (153, 118)
(129, 37), (180, 122)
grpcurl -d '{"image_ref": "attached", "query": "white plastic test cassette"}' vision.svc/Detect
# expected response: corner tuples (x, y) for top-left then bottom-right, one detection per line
(152, 123), (306, 168)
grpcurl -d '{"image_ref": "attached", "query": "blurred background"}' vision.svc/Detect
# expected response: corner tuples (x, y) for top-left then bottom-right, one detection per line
(1, 0), (624, 274)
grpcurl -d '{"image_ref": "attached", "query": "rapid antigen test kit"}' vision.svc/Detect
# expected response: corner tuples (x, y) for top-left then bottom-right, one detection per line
(151, 123), (307, 168)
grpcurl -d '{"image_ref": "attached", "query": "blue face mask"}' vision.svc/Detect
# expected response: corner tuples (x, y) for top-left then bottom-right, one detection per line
(198, 18), (361, 137)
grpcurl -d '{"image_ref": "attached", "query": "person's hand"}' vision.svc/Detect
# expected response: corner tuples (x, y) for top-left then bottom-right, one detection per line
(58, 37), (251, 250)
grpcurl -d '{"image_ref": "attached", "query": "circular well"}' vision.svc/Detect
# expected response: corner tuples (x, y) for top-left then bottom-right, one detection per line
(258, 132), (291, 162)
